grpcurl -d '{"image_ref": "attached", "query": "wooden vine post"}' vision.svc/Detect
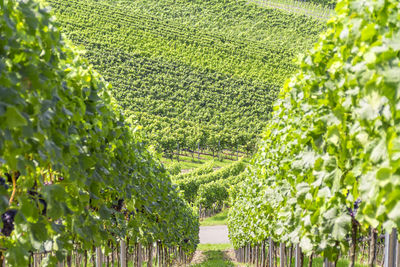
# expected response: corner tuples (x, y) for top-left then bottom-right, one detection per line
(269, 238), (273, 267)
(177, 143), (180, 162)
(120, 240), (127, 267)
(280, 243), (285, 267)
(369, 228), (377, 267)
(308, 254), (313, 267)
(323, 258), (335, 267)
(155, 242), (159, 267)
(295, 244), (301, 267)
(95, 247), (102, 267)
(349, 218), (358, 267)
(218, 140), (221, 161)
(397, 239), (400, 267)
(261, 240), (266, 267)
(138, 243), (142, 267)
(147, 244), (153, 267)
(384, 229), (397, 267)
(198, 142), (200, 160)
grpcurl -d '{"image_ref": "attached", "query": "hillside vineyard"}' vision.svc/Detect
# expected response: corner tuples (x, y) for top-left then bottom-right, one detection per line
(3, 0), (400, 265)
(47, 0), (326, 154)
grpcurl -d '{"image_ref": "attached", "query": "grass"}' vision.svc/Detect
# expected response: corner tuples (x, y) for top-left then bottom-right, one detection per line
(163, 154), (236, 170)
(164, 159), (203, 170)
(200, 209), (229, 226)
(191, 250), (235, 267)
(192, 244), (252, 267)
(272, 256), (369, 267)
(197, 244), (233, 251)
(311, 257), (368, 267)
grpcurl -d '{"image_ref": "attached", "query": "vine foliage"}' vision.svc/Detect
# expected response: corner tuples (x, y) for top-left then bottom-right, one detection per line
(228, 0), (400, 261)
(0, 0), (198, 265)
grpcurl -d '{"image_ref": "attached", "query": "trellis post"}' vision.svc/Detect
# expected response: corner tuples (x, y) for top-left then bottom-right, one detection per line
(397, 239), (400, 267)
(177, 143), (180, 162)
(323, 258), (334, 267)
(120, 239), (127, 267)
(384, 229), (397, 267)
(269, 238), (273, 267)
(95, 247), (102, 267)
(280, 243), (285, 267)
(295, 244), (301, 267)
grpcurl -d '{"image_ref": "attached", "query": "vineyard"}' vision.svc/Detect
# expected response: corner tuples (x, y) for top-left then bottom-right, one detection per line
(228, 0), (400, 265)
(46, 0), (326, 155)
(172, 160), (248, 217)
(2, 0), (400, 265)
(0, 0), (199, 266)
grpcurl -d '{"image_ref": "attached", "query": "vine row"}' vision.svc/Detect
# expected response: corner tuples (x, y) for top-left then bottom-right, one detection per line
(228, 0), (400, 265)
(0, 0), (198, 265)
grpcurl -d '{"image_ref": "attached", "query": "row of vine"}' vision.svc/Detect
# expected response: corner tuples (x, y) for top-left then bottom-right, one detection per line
(0, 0), (198, 265)
(45, 0), (326, 154)
(228, 0), (400, 264)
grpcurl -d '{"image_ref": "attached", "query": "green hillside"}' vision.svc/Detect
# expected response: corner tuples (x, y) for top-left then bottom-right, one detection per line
(47, 0), (325, 154)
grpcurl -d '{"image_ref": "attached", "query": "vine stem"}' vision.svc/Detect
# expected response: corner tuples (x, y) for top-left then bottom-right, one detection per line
(9, 172), (17, 205)
(368, 228), (377, 267)
(350, 218), (358, 267)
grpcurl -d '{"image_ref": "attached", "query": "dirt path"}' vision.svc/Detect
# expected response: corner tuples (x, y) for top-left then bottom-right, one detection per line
(190, 250), (207, 265)
(224, 249), (237, 262)
(199, 225), (230, 244)
(186, 225), (233, 265)
(188, 249), (245, 266)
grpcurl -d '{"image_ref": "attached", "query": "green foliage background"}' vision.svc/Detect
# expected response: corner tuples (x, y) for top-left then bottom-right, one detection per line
(46, 0), (326, 154)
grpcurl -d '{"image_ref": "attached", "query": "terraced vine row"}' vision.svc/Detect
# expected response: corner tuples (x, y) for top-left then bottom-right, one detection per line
(47, 0), (326, 154)
(228, 0), (400, 265)
(127, 111), (259, 156)
(170, 160), (250, 215)
(0, 0), (198, 265)
(196, 171), (248, 215)
(173, 159), (247, 204)
(173, 162), (215, 182)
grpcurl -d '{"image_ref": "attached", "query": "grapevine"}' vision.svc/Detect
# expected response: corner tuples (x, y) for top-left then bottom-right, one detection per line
(228, 0), (400, 263)
(0, 0), (199, 265)
(46, 0), (326, 155)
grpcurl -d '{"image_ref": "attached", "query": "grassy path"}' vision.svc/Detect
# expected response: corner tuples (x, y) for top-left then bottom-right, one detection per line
(200, 209), (229, 226)
(164, 154), (236, 170)
(193, 210), (250, 266)
(191, 250), (235, 267)
(194, 211), (370, 266)
(190, 244), (249, 267)
(191, 250), (370, 267)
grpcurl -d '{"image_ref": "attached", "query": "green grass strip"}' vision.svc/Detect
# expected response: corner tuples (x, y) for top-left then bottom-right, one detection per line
(200, 209), (229, 226)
